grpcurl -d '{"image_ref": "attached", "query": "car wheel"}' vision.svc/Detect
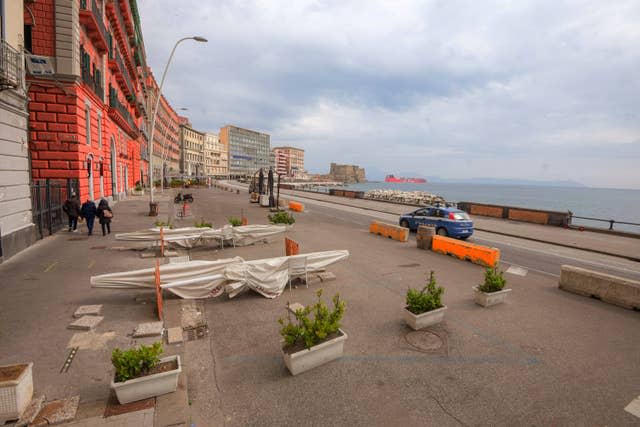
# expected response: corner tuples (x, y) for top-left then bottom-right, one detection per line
(400, 219), (410, 229)
(436, 228), (448, 237)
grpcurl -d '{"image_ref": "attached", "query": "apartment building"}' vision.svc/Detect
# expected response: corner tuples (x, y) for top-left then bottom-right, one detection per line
(272, 146), (305, 178)
(25, 0), (150, 202)
(204, 132), (227, 176)
(180, 122), (204, 177)
(0, 0), (35, 261)
(219, 125), (270, 177)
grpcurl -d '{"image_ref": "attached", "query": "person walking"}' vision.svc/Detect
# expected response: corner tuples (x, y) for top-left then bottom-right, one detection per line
(96, 199), (113, 236)
(63, 193), (81, 232)
(80, 199), (97, 236)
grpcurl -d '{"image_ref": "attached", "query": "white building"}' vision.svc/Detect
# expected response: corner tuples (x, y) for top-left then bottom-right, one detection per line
(204, 132), (227, 176)
(0, 0), (35, 262)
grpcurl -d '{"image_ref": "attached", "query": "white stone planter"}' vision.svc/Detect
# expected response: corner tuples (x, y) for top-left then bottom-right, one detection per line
(283, 329), (347, 376)
(403, 305), (447, 330)
(131, 189), (145, 196)
(0, 363), (33, 424)
(473, 286), (512, 307)
(111, 355), (181, 404)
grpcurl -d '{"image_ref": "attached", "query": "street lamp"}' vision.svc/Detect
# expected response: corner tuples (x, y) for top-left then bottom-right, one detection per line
(148, 36), (207, 215)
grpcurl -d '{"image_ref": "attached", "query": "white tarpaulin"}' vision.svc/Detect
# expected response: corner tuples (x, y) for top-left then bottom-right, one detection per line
(114, 224), (287, 248)
(90, 250), (349, 299)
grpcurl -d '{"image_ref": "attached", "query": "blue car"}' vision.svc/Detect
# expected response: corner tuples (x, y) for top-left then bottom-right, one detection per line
(399, 206), (474, 239)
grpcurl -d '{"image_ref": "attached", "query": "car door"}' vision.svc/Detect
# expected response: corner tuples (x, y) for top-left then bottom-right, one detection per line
(429, 208), (446, 230)
(411, 209), (428, 228)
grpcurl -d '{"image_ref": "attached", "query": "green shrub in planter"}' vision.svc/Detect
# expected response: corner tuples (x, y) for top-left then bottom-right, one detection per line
(268, 211), (295, 225)
(154, 220), (174, 229)
(478, 267), (506, 293)
(228, 217), (243, 227)
(279, 289), (345, 350)
(406, 270), (444, 315)
(194, 218), (212, 228)
(112, 342), (163, 383)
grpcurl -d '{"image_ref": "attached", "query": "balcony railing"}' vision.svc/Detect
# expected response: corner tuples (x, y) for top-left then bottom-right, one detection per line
(108, 36), (134, 97)
(79, 0), (108, 54)
(80, 47), (104, 100)
(0, 39), (22, 90)
(108, 84), (138, 137)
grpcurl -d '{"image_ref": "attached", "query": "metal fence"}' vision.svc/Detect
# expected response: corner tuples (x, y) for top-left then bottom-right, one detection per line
(0, 39), (22, 90)
(31, 179), (80, 239)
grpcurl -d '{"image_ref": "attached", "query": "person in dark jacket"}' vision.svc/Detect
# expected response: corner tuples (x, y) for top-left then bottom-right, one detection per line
(63, 194), (81, 232)
(80, 199), (97, 236)
(96, 199), (113, 236)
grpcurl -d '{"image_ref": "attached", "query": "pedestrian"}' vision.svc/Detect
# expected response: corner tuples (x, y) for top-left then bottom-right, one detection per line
(63, 193), (81, 232)
(80, 199), (97, 236)
(96, 198), (113, 236)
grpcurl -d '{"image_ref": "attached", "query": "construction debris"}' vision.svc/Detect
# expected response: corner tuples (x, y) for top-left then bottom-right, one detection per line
(364, 189), (447, 206)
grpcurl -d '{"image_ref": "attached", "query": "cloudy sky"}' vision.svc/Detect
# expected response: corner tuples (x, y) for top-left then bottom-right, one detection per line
(138, 0), (640, 189)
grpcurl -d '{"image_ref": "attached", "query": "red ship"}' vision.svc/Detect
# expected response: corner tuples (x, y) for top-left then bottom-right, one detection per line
(385, 175), (427, 184)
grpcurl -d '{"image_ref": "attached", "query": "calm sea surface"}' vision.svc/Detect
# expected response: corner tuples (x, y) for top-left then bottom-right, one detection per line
(342, 182), (640, 233)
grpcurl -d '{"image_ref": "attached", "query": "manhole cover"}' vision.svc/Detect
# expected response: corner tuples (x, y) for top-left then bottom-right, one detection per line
(405, 330), (443, 351)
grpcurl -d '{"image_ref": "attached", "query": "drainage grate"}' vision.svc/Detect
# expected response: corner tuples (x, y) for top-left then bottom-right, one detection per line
(183, 323), (209, 341)
(68, 237), (88, 241)
(398, 263), (420, 268)
(90, 246), (107, 250)
(60, 347), (79, 373)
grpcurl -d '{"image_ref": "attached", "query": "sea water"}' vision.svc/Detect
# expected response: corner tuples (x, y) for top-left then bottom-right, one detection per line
(344, 182), (640, 233)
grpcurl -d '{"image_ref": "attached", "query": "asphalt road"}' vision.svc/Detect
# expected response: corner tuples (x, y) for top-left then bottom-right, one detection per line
(232, 183), (640, 282)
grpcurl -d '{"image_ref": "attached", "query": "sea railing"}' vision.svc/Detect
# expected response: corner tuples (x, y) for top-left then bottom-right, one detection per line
(568, 214), (640, 234)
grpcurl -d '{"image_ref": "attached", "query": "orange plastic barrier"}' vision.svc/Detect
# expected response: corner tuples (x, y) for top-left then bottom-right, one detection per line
(431, 235), (500, 267)
(285, 237), (300, 256)
(369, 221), (409, 242)
(289, 201), (305, 212)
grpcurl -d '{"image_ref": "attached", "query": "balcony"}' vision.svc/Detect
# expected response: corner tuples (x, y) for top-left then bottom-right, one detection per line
(108, 85), (139, 138)
(118, 0), (135, 37)
(81, 48), (104, 101)
(107, 35), (135, 98)
(105, 0), (137, 83)
(0, 39), (22, 90)
(79, 0), (108, 54)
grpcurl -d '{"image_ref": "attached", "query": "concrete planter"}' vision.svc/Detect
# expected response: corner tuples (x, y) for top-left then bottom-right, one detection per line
(111, 355), (181, 404)
(283, 329), (347, 375)
(403, 305), (447, 330)
(473, 286), (512, 307)
(0, 363), (33, 424)
(131, 189), (144, 196)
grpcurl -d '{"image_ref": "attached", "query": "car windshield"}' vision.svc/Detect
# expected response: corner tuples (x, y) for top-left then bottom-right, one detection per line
(451, 212), (470, 220)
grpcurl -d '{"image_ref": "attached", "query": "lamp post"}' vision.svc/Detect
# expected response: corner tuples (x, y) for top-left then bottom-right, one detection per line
(148, 36), (207, 215)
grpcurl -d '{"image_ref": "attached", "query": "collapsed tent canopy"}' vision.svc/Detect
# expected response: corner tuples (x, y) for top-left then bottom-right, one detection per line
(90, 250), (349, 299)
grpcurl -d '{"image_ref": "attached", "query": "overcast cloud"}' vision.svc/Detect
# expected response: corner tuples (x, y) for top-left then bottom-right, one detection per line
(138, 0), (640, 188)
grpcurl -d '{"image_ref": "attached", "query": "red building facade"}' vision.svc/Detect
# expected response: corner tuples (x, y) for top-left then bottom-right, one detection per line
(23, 0), (166, 201)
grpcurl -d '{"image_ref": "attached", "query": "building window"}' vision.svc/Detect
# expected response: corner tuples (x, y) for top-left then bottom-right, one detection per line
(97, 114), (102, 148)
(85, 105), (91, 145)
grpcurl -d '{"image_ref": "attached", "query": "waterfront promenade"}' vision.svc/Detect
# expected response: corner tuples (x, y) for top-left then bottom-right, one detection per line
(0, 186), (639, 426)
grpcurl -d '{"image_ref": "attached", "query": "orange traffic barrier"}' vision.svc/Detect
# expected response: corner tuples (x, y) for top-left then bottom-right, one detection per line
(431, 235), (500, 267)
(289, 201), (305, 212)
(369, 221), (409, 242)
(285, 237), (300, 256)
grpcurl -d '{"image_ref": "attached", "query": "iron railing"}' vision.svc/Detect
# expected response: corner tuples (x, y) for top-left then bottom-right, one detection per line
(80, 47), (104, 100)
(109, 84), (137, 131)
(0, 39), (22, 90)
(80, 0), (108, 46)
(569, 213), (640, 234)
(31, 179), (79, 239)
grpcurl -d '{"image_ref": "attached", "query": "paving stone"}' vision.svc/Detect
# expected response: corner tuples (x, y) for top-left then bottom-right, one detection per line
(287, 302), (305, 314)
(166, 327), (183, 344)
(73, 304), (103, 318)
(68, 316), (104, 331)
(318, 271), (337, 282)
(140, 252), (156, 259)
(168, 256), (190, 264)
(16, 394), (46, 427)
(31, 396), (79, 426)
(133, 321), (164, 338)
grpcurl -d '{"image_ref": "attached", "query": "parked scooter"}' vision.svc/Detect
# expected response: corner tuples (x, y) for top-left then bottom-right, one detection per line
(174, 192), (194, 203)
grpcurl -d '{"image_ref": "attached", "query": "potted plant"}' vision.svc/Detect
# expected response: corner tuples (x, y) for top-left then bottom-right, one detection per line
(403, 271), (447, 330)
(132, 181), (144, 196)
(110, 342), (181, 404)
(279, 290), (347, 376)
(228, 217), (243, 227)
(268, 211), (295, 229)
(473, 267), (511, 307)
(0, 363), (33, 424)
